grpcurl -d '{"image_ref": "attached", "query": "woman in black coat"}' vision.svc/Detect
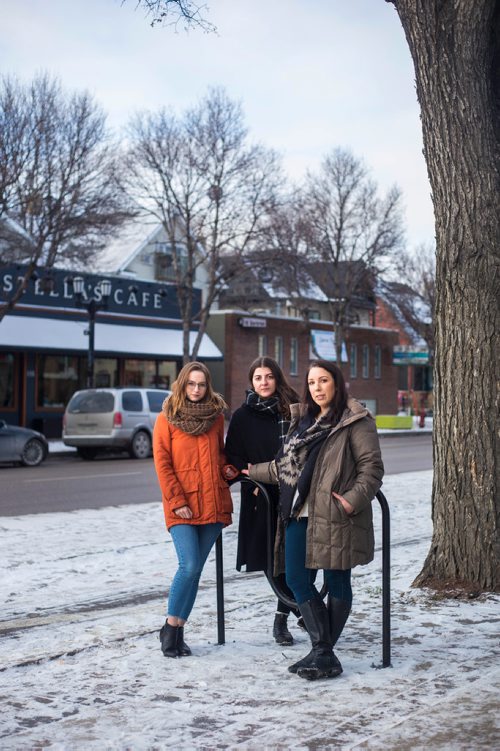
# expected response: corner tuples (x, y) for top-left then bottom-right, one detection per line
(225, 356), (301, 645)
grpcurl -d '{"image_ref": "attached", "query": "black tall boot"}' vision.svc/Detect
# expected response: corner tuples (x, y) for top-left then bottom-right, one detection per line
(327, 596), (351, 646)
(273, 613), (294, 645)
(159, 621), (178, 658)
(294, 599), (342, 681)
(176, 626), (192, 656)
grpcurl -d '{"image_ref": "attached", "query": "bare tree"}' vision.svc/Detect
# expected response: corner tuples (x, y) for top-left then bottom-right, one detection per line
(257, 191), (319, 318)
(125, 87), (282, 362)
(0, 74), (133, 321)
(299, 148), (404, 363)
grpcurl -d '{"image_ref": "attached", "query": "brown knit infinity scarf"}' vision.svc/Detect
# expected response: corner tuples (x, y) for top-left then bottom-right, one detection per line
(164, 397), (226, 436)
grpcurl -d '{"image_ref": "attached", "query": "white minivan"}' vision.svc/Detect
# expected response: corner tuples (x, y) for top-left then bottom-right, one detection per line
(62, 388), (171, 460)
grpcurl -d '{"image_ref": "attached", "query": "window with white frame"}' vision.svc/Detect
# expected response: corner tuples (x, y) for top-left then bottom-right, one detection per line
(275, 336), (284, 367)
(362, 344), (369, 378)
(258, 334), (267, 357)
(374, 345), (382, 379)
(350, 344), (357, 379)
(290, 337), (298, 375)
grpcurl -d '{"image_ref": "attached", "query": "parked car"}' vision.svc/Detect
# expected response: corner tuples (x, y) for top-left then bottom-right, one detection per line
(62, 387), (171, 460)
(0, 420), (49, 467)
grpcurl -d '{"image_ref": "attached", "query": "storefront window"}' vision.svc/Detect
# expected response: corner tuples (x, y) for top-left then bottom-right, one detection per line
(155, 361), (177, 390)
(124, 359), (156, 387)
(414, 365), (433, 391)
(0, 353), (16, 408)
(94, 358), (119, 388)
(37, 355), (83, 408)
(123, 359), (177, 389)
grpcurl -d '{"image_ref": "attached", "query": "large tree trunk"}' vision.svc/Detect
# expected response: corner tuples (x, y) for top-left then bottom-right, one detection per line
(392, 0), (500, 590)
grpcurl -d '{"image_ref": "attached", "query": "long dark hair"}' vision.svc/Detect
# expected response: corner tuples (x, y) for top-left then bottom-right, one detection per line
(248, 356), (299, 419)
(302, 360), (348, 424)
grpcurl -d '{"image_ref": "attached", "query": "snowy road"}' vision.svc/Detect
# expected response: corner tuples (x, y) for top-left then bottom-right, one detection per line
(1, 471), (499, 750)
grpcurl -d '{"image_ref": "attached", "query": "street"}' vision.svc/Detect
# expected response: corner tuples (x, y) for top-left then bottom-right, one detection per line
(1, 469), (498, 751)
(0, 434), (432, 516)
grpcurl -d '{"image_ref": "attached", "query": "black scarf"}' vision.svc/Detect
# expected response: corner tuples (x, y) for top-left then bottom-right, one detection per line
(276, 413), (332, 521)
(245, 389), (290, 445)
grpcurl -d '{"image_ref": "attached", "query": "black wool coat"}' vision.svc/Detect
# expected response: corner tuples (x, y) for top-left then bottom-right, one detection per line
(224, 404), (282, 572)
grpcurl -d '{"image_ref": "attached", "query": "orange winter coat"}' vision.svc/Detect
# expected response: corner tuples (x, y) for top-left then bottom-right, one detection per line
(153, 412), (233, 530)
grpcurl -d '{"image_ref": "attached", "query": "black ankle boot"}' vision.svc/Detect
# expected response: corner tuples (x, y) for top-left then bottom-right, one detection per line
(296, 616), (307, 632)
(273, 613), (294, 645)
(294, 599), (342, 681)
(176, 626), (192, 656)
(159, 621), (178, 658)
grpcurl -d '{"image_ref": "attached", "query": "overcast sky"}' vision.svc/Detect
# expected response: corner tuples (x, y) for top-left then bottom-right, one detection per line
(2, 0), (434, 249)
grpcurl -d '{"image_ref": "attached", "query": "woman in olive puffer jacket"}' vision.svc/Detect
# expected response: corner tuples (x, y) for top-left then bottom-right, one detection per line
(245, 360), (384, 681)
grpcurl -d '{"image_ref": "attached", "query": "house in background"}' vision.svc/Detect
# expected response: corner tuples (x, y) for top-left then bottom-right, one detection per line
(375, 280), (433, 414)
(0, 219), (221, 436)
(209, 259), (399, 415)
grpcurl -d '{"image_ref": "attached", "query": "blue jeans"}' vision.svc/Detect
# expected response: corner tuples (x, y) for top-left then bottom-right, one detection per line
(285, 518), (352, 606)
(168, 523), (223, 621)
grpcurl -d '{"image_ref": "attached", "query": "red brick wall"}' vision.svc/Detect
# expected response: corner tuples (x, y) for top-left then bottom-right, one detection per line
(375, 298), (413, 346)
(213, 314), (399, 415)
(345, 327), (399, 414)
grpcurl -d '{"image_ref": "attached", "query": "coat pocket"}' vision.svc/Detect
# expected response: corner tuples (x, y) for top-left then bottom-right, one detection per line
(176, 470), (201, 517)
(331, 494), (352, 524)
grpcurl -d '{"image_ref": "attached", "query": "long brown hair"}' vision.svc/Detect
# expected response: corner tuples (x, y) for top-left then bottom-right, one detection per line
(302, 360), (348, 424)
(248, 356), (299, 419)
(165, 361), (226, 418)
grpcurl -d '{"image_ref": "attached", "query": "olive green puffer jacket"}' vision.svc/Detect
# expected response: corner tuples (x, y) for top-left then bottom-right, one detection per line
(249, 398), (384, 572)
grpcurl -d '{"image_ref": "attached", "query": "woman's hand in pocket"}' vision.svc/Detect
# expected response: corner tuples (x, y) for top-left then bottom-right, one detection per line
(332, 492), (354, 515)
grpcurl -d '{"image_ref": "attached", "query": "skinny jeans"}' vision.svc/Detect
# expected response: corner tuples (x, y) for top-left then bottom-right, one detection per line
(284, 518), (352, 606)
(168, 522), (223, 621)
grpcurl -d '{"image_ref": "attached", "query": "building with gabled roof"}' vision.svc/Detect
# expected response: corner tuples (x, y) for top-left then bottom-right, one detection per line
(0, 218), (221, 436)
(375, 280), (433, 413)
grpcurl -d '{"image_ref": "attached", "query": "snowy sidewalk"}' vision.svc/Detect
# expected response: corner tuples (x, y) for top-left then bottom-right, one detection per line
(1, 471), (499, 750)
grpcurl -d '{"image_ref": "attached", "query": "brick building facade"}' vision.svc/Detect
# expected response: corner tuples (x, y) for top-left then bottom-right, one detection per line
(375, 291), (433, 412)
(207, 311), (399, 415)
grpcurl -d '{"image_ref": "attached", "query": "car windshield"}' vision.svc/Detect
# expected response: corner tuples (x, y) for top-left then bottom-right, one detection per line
(67, 392), (115, 414)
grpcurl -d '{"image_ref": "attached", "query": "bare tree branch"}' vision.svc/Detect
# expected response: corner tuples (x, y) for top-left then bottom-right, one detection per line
(0, 73), (135, 320)
(124, 0), (216, 31)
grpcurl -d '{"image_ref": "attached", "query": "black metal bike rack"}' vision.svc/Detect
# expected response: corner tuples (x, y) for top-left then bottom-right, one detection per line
(215, 476), (391, 668)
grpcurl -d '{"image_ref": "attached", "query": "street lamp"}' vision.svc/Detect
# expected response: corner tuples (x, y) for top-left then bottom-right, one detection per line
(69, 276), (112, 388)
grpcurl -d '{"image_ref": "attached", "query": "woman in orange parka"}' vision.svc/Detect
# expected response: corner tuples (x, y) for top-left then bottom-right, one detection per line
(153, 361), (236, 658)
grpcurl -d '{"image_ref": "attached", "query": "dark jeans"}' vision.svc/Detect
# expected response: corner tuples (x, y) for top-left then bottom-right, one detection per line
(284, 518), (352, 606)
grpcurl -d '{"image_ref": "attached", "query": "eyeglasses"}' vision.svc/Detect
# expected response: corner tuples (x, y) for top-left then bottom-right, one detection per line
(187, 381), (207, 390)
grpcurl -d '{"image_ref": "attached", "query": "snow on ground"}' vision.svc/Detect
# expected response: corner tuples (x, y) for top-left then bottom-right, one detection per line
(0, 471), (498, 750)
